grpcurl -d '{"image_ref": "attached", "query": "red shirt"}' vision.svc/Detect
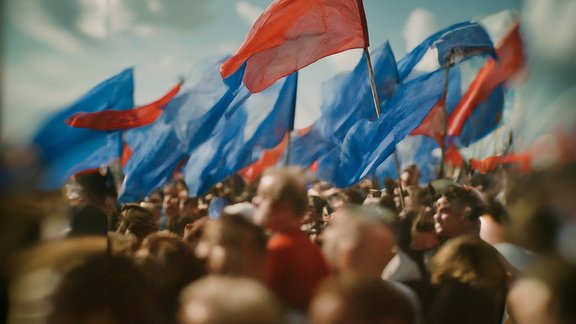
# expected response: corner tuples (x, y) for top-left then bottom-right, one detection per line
(264, 229), (329, 311)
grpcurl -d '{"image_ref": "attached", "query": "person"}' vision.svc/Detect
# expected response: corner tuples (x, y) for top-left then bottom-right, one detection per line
(47, 254), (163, 324)
(67, 170), (118, 236)
(427, 235), (509, 324)
(194, 212), (268, 280)
(506, 256), (576, 324)
(116, 204), (159, 245)
(159, 181), (181, 231)
(309, 274), (417, 324)
(253, 167), (329, 312)
(433, 185), (487, 241)
(135, 232), (205, 323)
(322, 205), (422, 282)
(178, 276), (287, 324)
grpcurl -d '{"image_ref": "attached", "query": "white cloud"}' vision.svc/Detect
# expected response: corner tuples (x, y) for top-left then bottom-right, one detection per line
(523, 0), (576, 65)
(148, 0), (163, 14)
(76, 0), (135, 39)
(12, 1), (84, 54)
(235, 1), (264, 26)
(403, 8), (438, 52)
(326, 49), (363, 73)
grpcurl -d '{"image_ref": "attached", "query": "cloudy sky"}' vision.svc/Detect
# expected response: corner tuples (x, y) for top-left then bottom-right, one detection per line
(1, 0), (522, 145)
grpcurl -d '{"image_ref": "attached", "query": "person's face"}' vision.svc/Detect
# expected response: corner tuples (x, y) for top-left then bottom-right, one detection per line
(433, 196), (473, 238)
(163, 187), (180, 216)
(253, 175), (278, 229)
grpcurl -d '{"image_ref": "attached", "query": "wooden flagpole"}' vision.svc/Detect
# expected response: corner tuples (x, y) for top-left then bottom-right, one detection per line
(363, 47), (406, 213)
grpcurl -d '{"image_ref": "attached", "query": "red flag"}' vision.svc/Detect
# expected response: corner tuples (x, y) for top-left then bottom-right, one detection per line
(410, 95), (446, 146)
(240, 133), (290, 183)
(221, 0), (368, 93)
(470, 153), (531, 174)
(445, 143), (466, 168)
(65, 81), (182, 131)
(447, 22), (524, 137)
(239, 126), (314, 183)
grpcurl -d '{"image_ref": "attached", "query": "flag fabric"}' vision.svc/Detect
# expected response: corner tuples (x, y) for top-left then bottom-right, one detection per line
(118, 56), (245, 203)
(447, 22), (524, 137)
(32, 69), (134, 189)
(316, 41), (399, 142)
(239, 133), (290, 183)
(470, 152), (531, 174)
(317, 68), (458, 187)
(183, 73), (298, 197)
(289, 41), (399, 170)
(397, 21), (496, 81)
(65, 81), (182, 131)
(220, 0), (368, 92)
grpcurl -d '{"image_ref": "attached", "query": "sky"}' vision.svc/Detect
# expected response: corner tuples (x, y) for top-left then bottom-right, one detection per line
(1, 0), (523, 146)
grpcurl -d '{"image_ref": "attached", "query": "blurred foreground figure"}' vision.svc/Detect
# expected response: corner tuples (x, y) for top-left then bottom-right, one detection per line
(178, 276), (287, 324)
(428, 235), (509, 324)
(309, 274), (417, 324)
(253, 167), (329, 312)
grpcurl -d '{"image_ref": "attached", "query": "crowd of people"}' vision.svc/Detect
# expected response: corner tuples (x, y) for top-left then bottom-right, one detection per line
(3, 163), (576, 324)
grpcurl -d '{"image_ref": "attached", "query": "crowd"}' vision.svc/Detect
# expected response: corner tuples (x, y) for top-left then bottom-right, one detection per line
(3, 163), (576, 324)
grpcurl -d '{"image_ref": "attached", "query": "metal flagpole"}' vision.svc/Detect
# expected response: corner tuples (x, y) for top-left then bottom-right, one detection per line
(363, 47), (406, 213)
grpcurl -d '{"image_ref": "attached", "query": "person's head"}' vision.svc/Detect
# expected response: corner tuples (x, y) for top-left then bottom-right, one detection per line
(410, 207), (440, 251)
(428, 236), (509, 324)
(179, 276), (287, 324)
(72, 169), (117, 217)
(429, 235), (509, 291)
(179, 197), (200, 219)
(253, 167), (308, 232)
(322, 206), (398, 276)
(117, 204), (159, 244)
(162, 181), (181, 218)
(303, 195), (327, 225)
(48, 254), (163, 324)
(507, 257), (576, 324)
(401, 164), (420, 189)
(140, 189), (163, 222)
(433, 185), (486, 239)
(194, 214), (268, 280)
(309, 274), (417, 324)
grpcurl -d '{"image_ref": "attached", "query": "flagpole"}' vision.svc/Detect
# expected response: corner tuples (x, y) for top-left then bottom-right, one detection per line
(438, 56), (452, 179)
(284, 73), (298, 166)
(284, 131), (292, 166)
(363, 47), (406, 213)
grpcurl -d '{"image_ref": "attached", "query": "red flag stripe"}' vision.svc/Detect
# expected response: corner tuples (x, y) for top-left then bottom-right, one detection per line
(447, 22), (524, 136)
(220, 0), (368, 93)
(66, 81), (182, 131)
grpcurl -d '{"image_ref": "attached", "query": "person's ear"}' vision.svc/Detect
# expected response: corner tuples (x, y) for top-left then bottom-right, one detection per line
(462, 206), (472, 219)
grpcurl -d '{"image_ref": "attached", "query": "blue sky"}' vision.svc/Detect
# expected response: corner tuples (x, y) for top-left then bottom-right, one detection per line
(2, 0), (523, 145)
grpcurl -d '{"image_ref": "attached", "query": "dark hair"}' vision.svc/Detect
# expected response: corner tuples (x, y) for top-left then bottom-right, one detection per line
(74, 169), (117, 206)
(439, 185), (487, 221)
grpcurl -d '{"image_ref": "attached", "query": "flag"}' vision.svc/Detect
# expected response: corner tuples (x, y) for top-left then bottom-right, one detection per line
(65, 81), (182, 131)
(317, 68), (458, 187)
(398, 21), (496, 81)
(118, 56), (245, 203)
(470, 153), (530, 174)
(32, 69), (134, 189)
(316, 41), (399, 142)
(240, 125), (313, 183)
(221, 0), (368, 92)
(184, 73), (298, 197)
(447, 22), (524, 137)
(289, 42), (399, 170)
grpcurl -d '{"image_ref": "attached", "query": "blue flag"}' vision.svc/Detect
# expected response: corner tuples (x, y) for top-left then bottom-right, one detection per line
(289, 42), (399, 170)
(119, 57), (245, 202)
(317, 68), (460, 187)
(32, 69), (134, 189)
(184, 73), (298, 197)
